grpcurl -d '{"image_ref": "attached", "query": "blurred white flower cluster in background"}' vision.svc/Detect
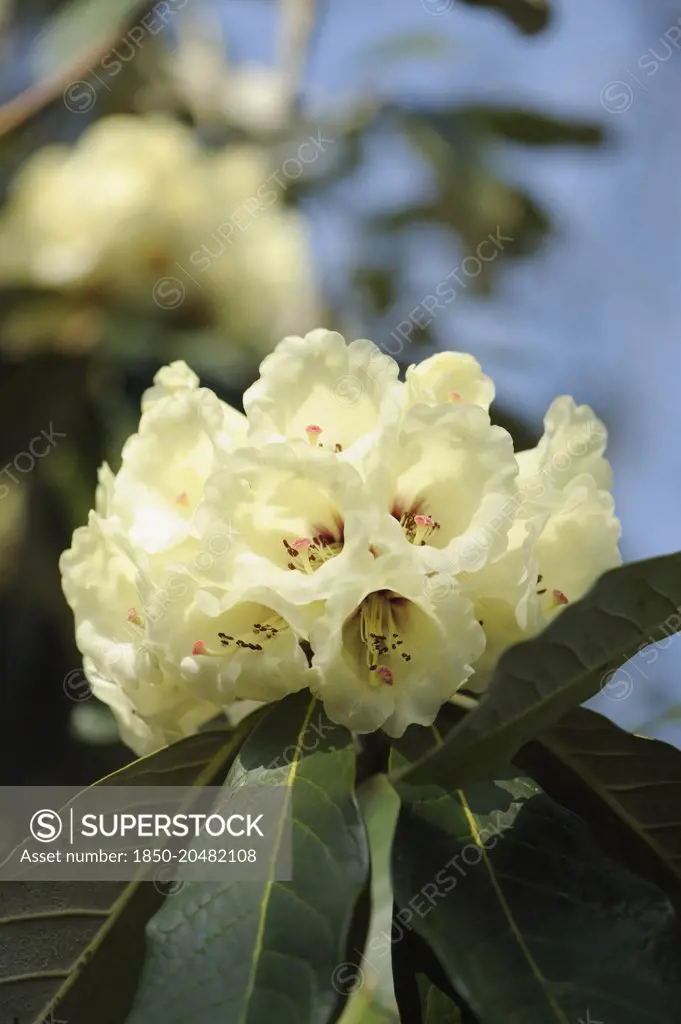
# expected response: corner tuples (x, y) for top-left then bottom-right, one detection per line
(60, 329), (621, 755)
(0, 115), (320, 363)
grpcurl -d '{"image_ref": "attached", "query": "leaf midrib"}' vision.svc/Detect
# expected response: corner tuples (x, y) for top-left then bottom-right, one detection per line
(37, 728), (245, 1022)
(416, 723), (570, 1024)
(539, 728), (681, 897)
(237, 696), (317, 1024)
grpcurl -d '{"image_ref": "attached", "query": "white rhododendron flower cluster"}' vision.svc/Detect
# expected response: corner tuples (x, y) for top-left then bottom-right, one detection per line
(60, 330), (621, 755)
(0, 116), (318, 357)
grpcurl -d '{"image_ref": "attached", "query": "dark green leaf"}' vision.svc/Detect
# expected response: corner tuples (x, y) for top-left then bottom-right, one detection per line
(462, 106), (605, 147)
(516, 705), (681, 912)
(390, 724), (681, 1023)
(359, 33), (456, 63)
(417, 978), (463, 1024)
(0, 723), (258, 1024)
(396, 554), (681, 789)
(400, 112), (552, 274)
(457, 0), (550, 35)
(126, 691), (371, 1024)
(414, 107), (604, 150)
(391, 912), (466, 1024)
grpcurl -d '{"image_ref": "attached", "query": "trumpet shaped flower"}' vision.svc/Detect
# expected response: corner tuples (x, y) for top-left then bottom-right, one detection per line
(61, 329), (621, 751)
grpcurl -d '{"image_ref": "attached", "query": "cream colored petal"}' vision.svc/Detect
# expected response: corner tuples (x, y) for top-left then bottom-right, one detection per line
(243, 329), (404, 472)
(111, 387), (226, 555)
(387, 402), (518, 572)
(406, 351), (495, 410)
(197, 440), (375, 604)
(177, 581), (314, 705)
(309, 551), (484, 735)
(461, 519), (542, 691)
(517, 396), (613, 516)
(533, 475), (622, 614)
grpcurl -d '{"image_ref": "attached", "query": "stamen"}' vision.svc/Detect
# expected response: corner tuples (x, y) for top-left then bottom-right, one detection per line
(175, 491), (189, 505)
(448, 390), (462, 401)
(127, 608), (144, 628)
(359, 592), (412, 684)
(190, 639), (226, 657)
(193, 614), (289, 662)
(400, 510), (440, 546)
(537, 580), (569, 609)
(284, 532), (342, 574)
(305, 424), (322, 446)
